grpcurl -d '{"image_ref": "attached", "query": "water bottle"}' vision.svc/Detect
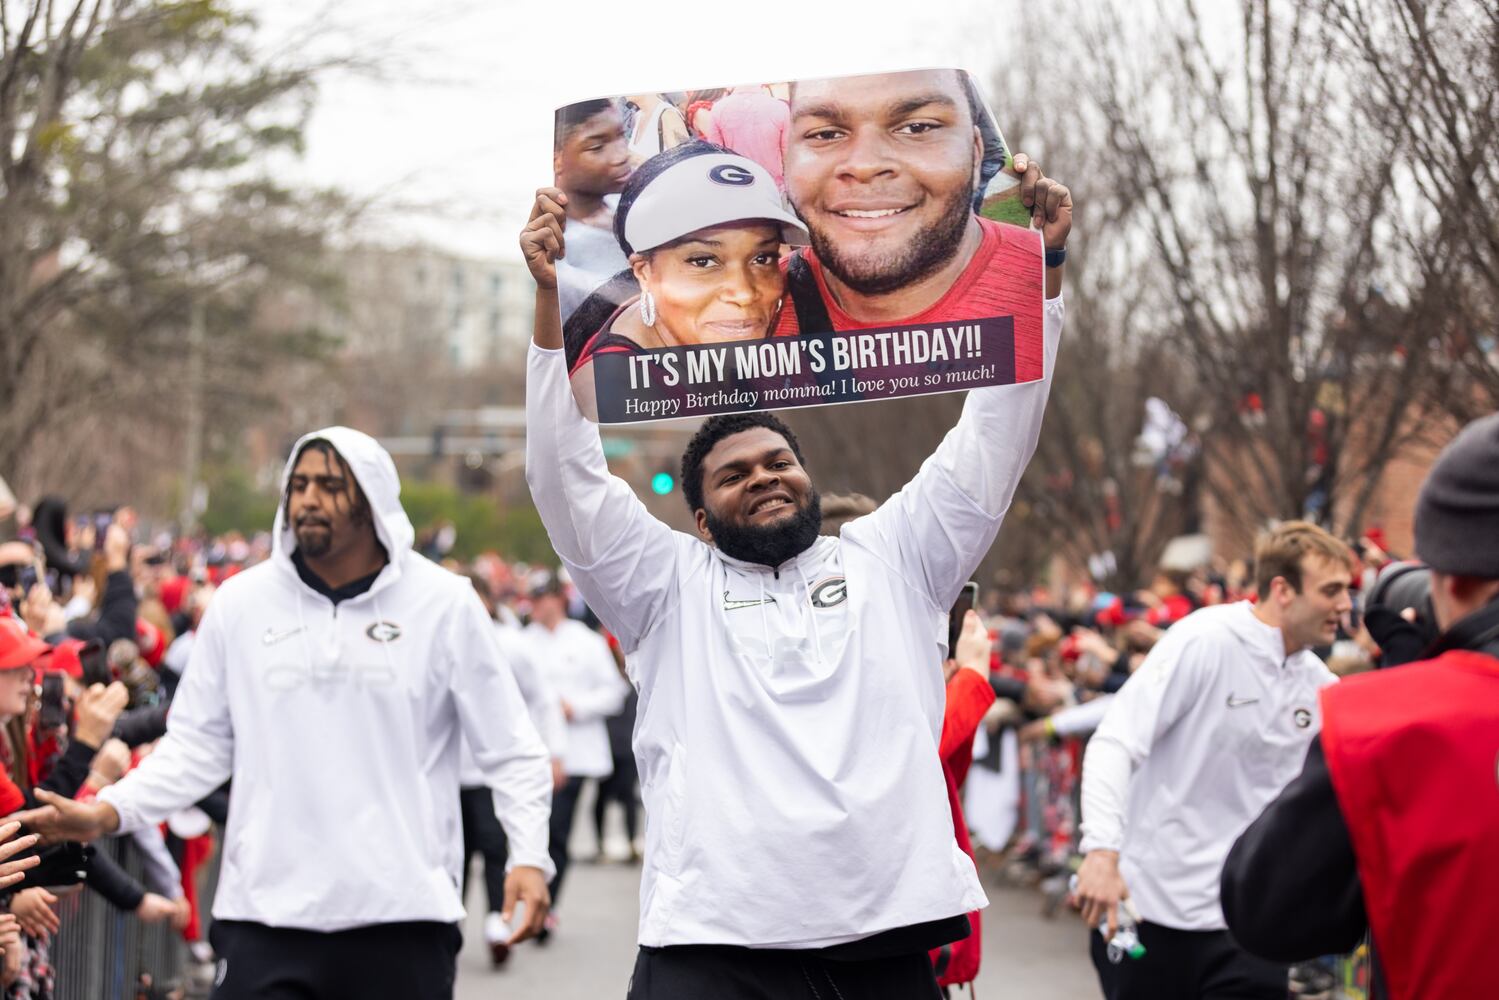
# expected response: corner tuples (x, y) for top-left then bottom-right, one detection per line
(1069, 874), (1147, 963)
(1102, 911), (1146, 964)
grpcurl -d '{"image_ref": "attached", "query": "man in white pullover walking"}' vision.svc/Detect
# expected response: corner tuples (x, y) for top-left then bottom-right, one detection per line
(1072, 521), (1354, 1000)
(23, 428), (553, 1000)
(519, 148), (1070, 998)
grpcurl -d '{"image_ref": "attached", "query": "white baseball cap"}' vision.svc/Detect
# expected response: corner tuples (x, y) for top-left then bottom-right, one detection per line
(623, 152), (809, 254)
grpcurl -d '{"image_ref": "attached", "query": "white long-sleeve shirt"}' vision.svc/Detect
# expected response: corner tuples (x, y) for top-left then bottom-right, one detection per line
(100, 426), (553, 931)
(525, 619), (629, 779)
(1051, 695), (1113, 738)
(1079, 601), (1336, 930)
(459, 621), (568, 787)
(525, 295), (1062, 948)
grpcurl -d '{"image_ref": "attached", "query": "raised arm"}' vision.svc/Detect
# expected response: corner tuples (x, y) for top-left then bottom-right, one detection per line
(845, 156), (1069, 613)
(521, 188), (683, 652)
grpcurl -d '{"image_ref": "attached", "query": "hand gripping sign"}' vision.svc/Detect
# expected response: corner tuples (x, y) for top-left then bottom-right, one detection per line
(552, 70), (1044, 424)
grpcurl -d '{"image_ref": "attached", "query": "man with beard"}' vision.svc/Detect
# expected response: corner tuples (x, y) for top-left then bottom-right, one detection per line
(20, 430), (553, 1000)
(774, 69), (1066, 370)
(520, 156), (1067, 998)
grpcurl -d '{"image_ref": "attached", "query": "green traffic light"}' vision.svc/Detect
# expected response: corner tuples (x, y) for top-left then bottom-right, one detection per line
(651, 472), (675, 495)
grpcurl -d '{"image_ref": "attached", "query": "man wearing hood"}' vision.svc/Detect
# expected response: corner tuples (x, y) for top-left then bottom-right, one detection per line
(520, 151), (1068, 999)
(21, 428), (553, 1000)
(1072, 520), (1353, 1000)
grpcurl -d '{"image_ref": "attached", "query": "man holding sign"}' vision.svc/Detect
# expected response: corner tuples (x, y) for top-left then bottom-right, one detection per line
(521, 138), (1066, 997)
(777, 69), (1066, 364)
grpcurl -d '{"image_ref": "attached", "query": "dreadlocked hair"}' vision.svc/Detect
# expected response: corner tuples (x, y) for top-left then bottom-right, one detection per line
(282, 439), (372, 527)
(680, 412), (807, 514)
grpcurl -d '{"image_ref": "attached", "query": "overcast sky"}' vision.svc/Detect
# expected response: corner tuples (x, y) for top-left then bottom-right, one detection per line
(249, 0), (1006, 260)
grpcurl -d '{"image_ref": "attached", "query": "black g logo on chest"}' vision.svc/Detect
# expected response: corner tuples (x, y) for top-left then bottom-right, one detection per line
(1293, 707), (1313, 729)
(366, 621), (402, 643)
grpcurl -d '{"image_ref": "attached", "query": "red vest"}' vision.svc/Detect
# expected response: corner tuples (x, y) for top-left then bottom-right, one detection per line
(1320, 651), (1499, 1000)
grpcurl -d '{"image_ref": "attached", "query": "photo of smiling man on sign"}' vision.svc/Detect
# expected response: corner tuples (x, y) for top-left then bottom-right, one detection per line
(551, 69), (1064, 424)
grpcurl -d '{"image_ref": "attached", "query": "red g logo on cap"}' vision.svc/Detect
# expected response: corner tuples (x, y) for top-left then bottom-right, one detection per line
(708, 164), (755, 186)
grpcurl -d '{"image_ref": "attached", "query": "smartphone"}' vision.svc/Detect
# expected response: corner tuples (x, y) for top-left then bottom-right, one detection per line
(77, 638), (111, 686)
(92, 511), (113, 551)
(948, 581), (980, 654)
(38, 673), (68, 731)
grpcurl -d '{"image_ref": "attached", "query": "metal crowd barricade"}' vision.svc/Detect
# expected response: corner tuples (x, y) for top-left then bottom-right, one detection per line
(47, 834), (205, 1000)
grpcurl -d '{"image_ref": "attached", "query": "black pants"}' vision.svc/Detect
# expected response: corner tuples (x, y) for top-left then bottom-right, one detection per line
(1089, 920), (1288, 1000)
(627, 945), (942, 1000)
(594, 752), (640, 843)
(548, 775), (586, 905)
(459, 785), (509, 913)
(208, 920), (461, 1000)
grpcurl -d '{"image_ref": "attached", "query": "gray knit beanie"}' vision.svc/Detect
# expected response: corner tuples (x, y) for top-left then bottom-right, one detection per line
(1414, 412), (1499, 577)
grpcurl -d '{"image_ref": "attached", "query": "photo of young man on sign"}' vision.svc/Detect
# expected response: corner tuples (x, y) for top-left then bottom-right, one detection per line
(548, 69), (1065, 424)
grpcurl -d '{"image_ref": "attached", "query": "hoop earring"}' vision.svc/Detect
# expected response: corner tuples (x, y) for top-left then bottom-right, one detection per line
(640, 289), (657, 327)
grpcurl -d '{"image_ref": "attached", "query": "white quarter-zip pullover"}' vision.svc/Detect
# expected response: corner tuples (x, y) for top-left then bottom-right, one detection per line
(525, 295), (1063, 948)
(525, 618), (629, 779)
(100, 426), (553, 931)
(1079, 601), (1337, 930)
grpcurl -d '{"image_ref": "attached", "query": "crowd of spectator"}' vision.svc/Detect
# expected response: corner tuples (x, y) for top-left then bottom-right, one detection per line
(0, 475), (1403, 998)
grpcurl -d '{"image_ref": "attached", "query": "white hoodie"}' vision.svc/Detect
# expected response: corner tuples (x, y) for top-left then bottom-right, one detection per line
(1078, 601), (1337, 930)
(100, 426), (552, 931)
(526, 296), (1063, 948)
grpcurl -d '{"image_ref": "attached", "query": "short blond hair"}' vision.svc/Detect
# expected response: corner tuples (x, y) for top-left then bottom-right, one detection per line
(1253, 521), (1354, 600)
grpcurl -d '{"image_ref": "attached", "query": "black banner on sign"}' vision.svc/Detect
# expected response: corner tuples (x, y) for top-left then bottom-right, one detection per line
(592, 318), (1018, 423)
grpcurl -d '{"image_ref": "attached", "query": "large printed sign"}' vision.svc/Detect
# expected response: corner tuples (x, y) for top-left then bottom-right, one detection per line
(552, 69), (1045, 423)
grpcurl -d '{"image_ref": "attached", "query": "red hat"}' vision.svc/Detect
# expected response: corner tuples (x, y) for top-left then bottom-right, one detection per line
(136, 619), (166, 668)
(1146, 593), (1194, 628)
(37, 637), (88, 680)
(0, 617), (50, 671)
(159, 575), (189, 615)
(1095, 595), (1130, 629)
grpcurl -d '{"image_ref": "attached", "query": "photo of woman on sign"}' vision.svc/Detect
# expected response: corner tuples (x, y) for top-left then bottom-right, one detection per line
(567, 141), (809, 417)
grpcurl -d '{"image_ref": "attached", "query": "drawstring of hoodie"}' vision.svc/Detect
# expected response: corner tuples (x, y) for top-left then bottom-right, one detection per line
(294, 590), (314, 674)
(795, 560), (826, 669)
(371, 589), (398, 678)
(734, 555), (827, 671)
(756, 573), (773, 655)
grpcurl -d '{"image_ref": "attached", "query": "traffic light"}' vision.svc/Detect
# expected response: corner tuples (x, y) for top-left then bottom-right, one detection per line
(651, 472), (675, 496)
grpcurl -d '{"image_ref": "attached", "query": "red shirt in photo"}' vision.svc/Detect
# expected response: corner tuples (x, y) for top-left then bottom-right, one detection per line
(772, 216), (1045, 382)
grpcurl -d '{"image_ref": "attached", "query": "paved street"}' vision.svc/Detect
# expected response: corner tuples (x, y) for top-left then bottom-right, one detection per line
(457, 794), (1099, 999)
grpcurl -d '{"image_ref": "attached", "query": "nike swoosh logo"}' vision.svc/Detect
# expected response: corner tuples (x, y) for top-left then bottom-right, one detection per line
(262, 626), (306, 646)
(1226, 694), (1260, 709)
(723, 591), (776, 611)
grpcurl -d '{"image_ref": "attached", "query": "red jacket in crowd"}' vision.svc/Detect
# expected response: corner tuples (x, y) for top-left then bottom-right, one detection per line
(929, 668), (997, 988)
